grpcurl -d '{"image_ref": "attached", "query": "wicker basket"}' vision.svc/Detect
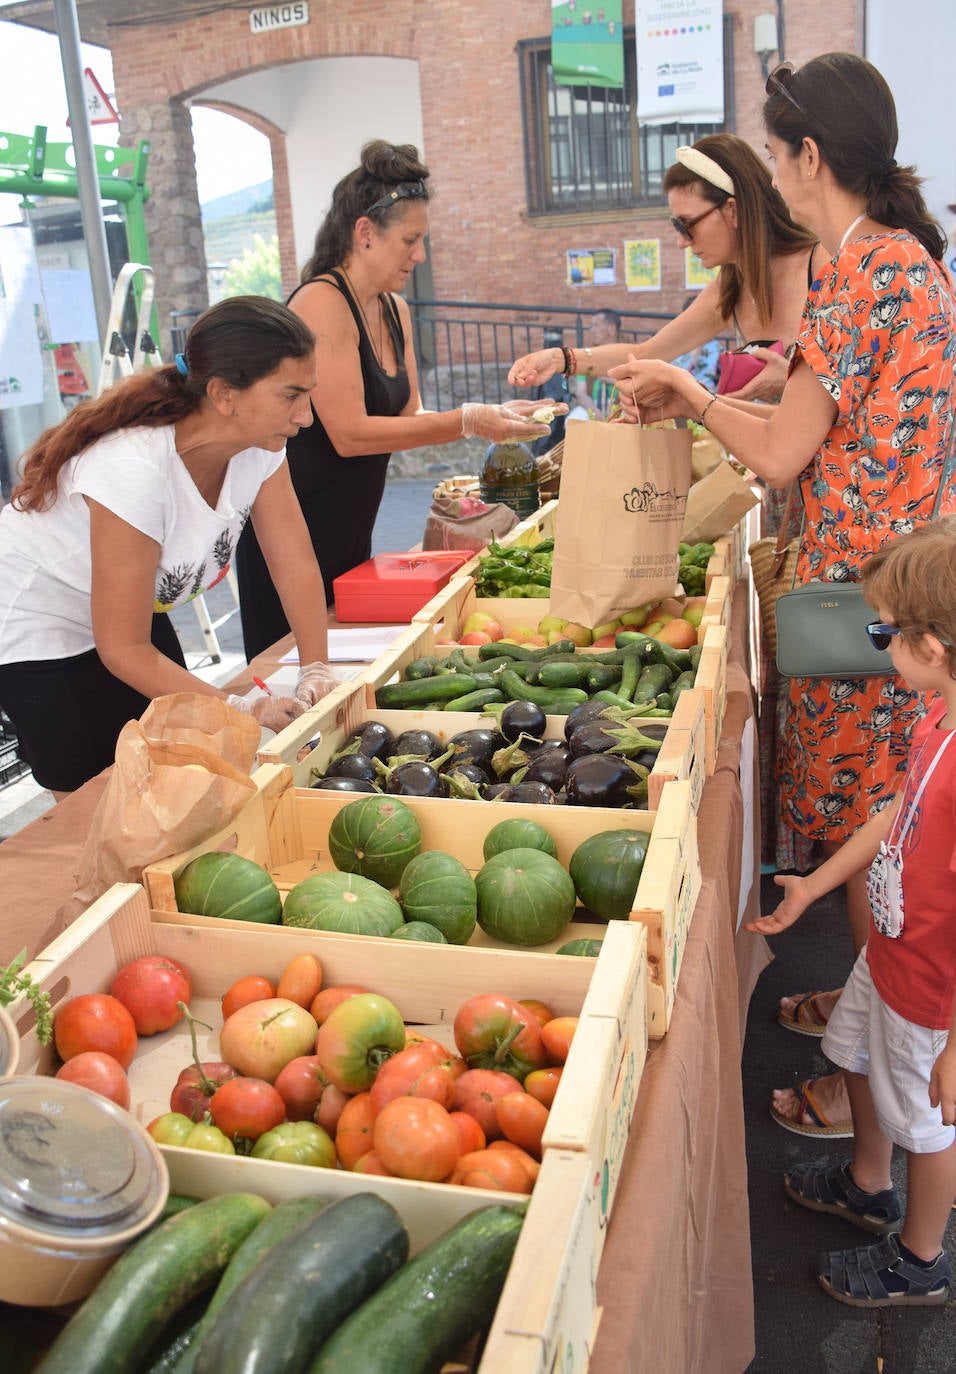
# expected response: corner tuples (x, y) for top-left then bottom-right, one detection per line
(747, 535), (799, 658)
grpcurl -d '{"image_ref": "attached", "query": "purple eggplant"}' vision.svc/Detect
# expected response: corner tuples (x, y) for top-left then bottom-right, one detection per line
(391, 729), (444, 760)
(323, 751), (378, 784)
(564, 754), (648, 808)
(499, 700), (547, 743)
(384, 761), (449, 797)
(309, 775), (378, 794)
(521, 746), (570, 791)
(491, 780), (557, 805)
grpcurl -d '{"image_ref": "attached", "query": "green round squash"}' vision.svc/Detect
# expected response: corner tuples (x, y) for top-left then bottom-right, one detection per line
(569, 829), (649, 919)
(173, 852), (281, 924)
(475, 847), (576, 947)
(327, 795), (422, 889)
(557, 938), (604, 957)
(398, 851), (477, 945)
(390, 921), (448, 944)
(482, 818), (559, 862)
(281, 872), (404, 935)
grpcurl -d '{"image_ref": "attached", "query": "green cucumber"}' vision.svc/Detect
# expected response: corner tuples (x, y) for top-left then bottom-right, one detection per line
(586, 663), (623, 692)
(35, 1193), (273, 1374)
(403, 656), (439, 680)
(498, 668), (588, 709)
(193, 1193), (409, 1374)
(376, 673), (479, 708)
(308, 1204), (525, 1374)
(173, 1196), (332, 1374)
(442, 687), (505, 711)
(537, 660), (591, 689)
(633, 662), (676, 706)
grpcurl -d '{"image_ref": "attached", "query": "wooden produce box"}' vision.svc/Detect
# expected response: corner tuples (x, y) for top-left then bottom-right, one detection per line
(11, 882), (642, 1366)
(144, 764), (700, 1037)
(257, 674), (706, 813)
(697, 622), (729, 776)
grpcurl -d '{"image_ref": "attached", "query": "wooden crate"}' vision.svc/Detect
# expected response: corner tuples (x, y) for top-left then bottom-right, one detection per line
(257, 675), (706, 812)
(699, 573), (731, 639)
(696, 622), (729, 775)
(10, 882), (640, 1365)
(144, 765), (700, 1036)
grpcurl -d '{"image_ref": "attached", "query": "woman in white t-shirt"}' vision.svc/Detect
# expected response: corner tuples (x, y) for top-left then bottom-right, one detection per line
(0, 296), (337, 794)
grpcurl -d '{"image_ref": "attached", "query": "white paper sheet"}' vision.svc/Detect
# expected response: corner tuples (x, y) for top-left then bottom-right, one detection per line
(280, 623), (410, 665)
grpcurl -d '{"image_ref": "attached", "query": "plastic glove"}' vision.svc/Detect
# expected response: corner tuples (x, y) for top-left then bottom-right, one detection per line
(461, 400), (562, 443)
(226, 693), (303, 733)
(295, 661), (339, 708)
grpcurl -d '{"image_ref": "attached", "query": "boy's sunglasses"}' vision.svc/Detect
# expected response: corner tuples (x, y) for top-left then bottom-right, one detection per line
(765, 62), (808, 118)
(364, 181), (428, 216)
(865, 621), (953, 651)
(669, 203), (724, 241)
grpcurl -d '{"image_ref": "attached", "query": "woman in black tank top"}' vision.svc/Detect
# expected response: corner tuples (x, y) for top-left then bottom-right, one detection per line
(236, 139), (552, 660)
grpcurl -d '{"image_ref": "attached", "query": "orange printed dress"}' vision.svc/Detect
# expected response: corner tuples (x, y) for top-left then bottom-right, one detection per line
(778, 231), (956, 843)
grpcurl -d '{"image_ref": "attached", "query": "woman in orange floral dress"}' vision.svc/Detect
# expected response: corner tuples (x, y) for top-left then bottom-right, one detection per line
(608, 52), (956, 1133)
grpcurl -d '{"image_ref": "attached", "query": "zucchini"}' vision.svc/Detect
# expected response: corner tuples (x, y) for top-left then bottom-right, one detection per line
(308, 1204), (524, 1374)
(586, 663), (623, 692)
(442, 687), (505, 711)
(670, 669), (696, 706)
(537, 660), (591, 689)
(376, 674), (479, 708)
(173, 1196), (332, 1374)
(193, 1193), (409, 1374)
(633, 662), (675, 706)
(403, 656), (439, 680)
(35, 1193), (273, 1374)
(498, 668), (588, 709)
(159, 1194), (201, 1223)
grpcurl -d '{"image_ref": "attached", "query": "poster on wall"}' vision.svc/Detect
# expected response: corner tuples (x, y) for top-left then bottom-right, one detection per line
(566, 248), (617, 287)
(552, 0), (624, 88)
(685, 247), (720, 289)
(624, 239), (661, 292)
(635, 0), (724, 124)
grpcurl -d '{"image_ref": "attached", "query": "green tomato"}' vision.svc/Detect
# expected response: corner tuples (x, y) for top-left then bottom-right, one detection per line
(314, 992), (406, 1093)
(147, 1111), (195, 1146)
(184, 1122), (236, 1154)
(251, 1120), (336, 1168)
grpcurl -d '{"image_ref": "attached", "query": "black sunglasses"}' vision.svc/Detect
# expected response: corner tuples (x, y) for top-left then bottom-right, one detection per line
(765, 62), (808, 118)
(669, 202), (724, 241)
(866, 620), (953, 651)
(364, 181), (428, 217)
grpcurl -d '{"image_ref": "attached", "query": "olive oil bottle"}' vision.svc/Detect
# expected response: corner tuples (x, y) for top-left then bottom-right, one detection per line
(479, 441), (541, 519)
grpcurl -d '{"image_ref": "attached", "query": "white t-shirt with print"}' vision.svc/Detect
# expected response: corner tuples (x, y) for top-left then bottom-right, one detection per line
(0, 424), (284, 664)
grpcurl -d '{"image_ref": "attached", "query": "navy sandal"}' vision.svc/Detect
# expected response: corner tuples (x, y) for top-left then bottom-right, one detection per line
(818, 1235), (952, 1307)
(783, 1160), (902, 1236)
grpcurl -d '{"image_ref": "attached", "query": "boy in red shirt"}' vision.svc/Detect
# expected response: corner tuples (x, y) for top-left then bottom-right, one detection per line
(748, 515), (956, 1307)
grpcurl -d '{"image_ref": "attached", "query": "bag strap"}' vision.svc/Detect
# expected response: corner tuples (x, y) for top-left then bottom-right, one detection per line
(769, 484), (800, 578)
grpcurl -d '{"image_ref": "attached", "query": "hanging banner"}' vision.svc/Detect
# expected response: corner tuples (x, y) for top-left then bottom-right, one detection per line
(552, 0), (624, 89)
(635, 0), (724, 125)
(684, 247), (720, 289)
(624, 239), (662, 292)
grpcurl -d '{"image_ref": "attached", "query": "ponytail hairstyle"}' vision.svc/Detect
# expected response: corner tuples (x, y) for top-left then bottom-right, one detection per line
(763, 52), (946, 260)
(300, 139), (431, 282)
(664, 133), (816, 328)
(12, 296), (315, 513)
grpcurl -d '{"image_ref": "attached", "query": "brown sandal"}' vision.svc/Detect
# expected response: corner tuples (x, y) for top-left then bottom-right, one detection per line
(770, 1078), (854, 1139)
(777, 989), (839, 1038)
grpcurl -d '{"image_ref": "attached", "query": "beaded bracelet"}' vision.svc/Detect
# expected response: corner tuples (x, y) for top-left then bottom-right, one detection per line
(561, 345), (578, 377)
(699, 393), (719, 427)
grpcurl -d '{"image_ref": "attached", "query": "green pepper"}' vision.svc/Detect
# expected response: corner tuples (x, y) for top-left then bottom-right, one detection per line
(251, 1121), (336, 1168)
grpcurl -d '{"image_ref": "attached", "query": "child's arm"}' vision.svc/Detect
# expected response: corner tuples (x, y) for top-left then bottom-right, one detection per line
(929, 993), (956, 1126)
(745, 797), (900, 937)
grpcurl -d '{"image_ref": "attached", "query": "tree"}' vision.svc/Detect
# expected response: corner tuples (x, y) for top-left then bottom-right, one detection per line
(221, 234), (281, 300)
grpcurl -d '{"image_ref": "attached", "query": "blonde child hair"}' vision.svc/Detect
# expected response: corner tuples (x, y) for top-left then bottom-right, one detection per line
(862, 515), (956, 676)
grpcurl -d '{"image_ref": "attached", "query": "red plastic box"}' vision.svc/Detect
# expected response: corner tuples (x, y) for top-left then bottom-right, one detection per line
(332, 551), (472, 623)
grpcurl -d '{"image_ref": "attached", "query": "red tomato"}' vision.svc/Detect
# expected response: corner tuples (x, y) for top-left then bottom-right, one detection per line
(495, 1091), (549, 1159)
(273, 1054), (332, 1122)
(109, 956), (192, 1035)
(524, 1065), (563, 1109)
(453, 993), (547, 1081)
(449, 1109), (486, 1157)
(219, 998), (318, 1083)
(54, 994), (138, 1069)
(55, 1051), (130, 1108)
(334, 1091), (377, 1170)
(309, 984), (370, 1026)
(518, 998), (555, 1030)
(352, 1151), (393, 1177)
(169, 1061), (239, 1122)
(276, 953), (323, 1009)
(488, 1139), (541, 1186)
(209, 1076), (286, 1142)
(450, 1147), (533, 1194)
(222, 975), (276, 1021)
(368, 1042), (459, 1116)
(373, 1097), (461, 1183)
(451, 1068), (522, 1141)
(541, 1016), (578, 1064)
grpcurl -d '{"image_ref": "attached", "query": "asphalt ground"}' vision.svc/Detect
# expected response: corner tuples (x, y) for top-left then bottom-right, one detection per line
(2, 474), (953, 1369)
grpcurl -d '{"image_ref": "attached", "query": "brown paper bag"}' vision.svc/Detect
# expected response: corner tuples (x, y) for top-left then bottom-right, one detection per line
(681, 461), (759, 545)
(64, 693), (260, 921)
(691, 434), (726, 482)
(549, 418), (692, 627)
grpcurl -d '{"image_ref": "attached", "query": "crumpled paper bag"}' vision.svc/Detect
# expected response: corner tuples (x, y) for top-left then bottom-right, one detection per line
(63, 693), (260, 921)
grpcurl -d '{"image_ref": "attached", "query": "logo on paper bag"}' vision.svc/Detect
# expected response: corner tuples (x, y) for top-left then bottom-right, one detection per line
(622, 482), (688, 518)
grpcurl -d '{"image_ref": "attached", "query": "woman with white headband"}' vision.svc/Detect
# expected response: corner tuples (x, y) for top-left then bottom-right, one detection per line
(508, 133), (822, 404)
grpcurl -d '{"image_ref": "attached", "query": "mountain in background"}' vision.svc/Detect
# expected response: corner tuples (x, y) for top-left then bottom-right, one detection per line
(201, 181), (273, 222)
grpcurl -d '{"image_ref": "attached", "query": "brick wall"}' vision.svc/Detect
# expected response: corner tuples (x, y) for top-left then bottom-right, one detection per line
(106, 0), (861, 349)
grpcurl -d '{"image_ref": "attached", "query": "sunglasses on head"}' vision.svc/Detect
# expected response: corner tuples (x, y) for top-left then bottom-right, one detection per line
(669, 202), (724, 241)
(765, 62), (808, 118)
(865, 621), (953, 651)
(364, 181), (428, 217)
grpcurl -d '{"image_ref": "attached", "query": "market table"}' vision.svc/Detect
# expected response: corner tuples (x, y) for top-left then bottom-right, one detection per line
(0, 582), (767, 1374)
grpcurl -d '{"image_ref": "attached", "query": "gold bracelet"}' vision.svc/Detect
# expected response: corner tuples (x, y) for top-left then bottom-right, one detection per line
(699, 394), (719, 427)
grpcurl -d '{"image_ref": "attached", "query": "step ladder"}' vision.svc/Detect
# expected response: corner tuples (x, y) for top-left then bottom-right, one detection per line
(95, 262), (161, 397)
(95, 263), (241, 664)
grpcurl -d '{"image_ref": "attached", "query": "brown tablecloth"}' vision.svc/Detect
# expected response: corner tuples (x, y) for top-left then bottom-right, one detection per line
(0, 584), (768, 1372)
